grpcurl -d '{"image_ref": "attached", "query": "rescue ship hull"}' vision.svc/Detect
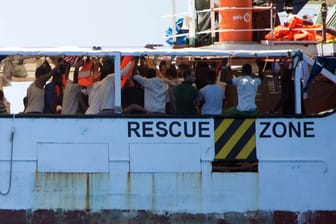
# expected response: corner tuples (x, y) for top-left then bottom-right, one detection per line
(0, 112), (335, 223)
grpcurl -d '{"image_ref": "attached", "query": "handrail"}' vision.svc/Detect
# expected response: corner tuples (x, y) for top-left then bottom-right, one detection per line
(166, 3), (326, 46)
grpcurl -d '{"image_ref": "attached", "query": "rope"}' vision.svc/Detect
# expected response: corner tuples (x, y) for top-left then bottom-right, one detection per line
(0, 130), (14, 196)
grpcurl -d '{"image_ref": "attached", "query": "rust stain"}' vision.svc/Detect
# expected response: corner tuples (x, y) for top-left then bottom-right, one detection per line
(0, 209), (336, 223)
(86, 174), (90, 212)
(34, 172), (93, 210)
(126, 172), (131, 208)
(151, 174), (156, 211)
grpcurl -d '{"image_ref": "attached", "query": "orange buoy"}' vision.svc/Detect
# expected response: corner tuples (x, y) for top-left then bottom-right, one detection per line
(218, 0), (252, 42)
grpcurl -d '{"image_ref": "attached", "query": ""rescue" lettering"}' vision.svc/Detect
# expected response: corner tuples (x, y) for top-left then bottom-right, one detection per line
(259, 121), (315, 138)
(128, 121), (211, 138)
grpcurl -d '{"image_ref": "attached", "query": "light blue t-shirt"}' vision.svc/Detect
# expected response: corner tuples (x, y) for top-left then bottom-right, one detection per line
(232, 76), (261, 112)
(199, 84), (225, 115)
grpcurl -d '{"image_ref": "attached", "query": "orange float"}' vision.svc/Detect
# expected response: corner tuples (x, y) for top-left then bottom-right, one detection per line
(218, 0), (252, 42)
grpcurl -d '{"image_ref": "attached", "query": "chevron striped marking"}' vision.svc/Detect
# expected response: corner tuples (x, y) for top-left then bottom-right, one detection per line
(215, 119), (255, 160)
(214, 118), (234, 142)
(236, 133), (256, 160)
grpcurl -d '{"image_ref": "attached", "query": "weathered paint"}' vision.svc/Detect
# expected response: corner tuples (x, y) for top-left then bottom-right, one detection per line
(0, 209), (336, 223)
(34, 173), (110, 211)
(256, 116), (336, 211)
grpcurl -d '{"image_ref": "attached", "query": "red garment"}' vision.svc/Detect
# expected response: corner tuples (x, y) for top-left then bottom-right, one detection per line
(78, 60), (94, 87)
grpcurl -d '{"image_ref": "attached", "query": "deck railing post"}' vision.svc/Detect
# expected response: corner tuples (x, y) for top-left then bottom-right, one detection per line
(172, 0), (177, 46)
(114, 52), (122, 114)
(210, 0), (215, 44)
(294, 54), (302, 115)
(188, 0), (196, 46)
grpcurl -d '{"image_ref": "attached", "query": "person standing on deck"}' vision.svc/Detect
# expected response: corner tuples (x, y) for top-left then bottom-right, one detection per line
(44, 58), (67, 114)
(157, 65), (180, 114)
(269, 58), (305, 115)
(174, 69), (200, 115)
(61, 61), (83, 115)
(82, 58), (102, 115)
(133, 68), (169, 114)
(96, 57), (135, 115)
(199, 69), (226, 115)
(24, 60), (56, 114)
(225, 63), (261, 116)
(121, 78), (146, 114)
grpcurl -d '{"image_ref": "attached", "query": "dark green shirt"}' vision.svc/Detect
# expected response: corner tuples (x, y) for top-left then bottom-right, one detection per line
(174, 81), (199, 115)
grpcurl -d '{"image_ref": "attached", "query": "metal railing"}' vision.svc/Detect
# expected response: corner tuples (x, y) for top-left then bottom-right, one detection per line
(165, 1), (275, 45)
(165, 1), (325, 46)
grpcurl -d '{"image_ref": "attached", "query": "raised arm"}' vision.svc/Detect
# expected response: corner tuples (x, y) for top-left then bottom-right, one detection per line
(34, 67), (57, 89)
(132, 74), (146, 86)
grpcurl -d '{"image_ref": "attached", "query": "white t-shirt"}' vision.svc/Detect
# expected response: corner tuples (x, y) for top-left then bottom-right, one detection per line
(98, 60), (134, 111)
(232, 75), (261, 112)
(133, 75), (168, 113)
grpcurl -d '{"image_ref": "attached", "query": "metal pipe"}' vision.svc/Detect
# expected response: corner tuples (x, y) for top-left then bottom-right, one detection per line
(0, 129), (14, 196)
(114, 52), (122, 114)
(321, 0), (328, 44)
(294, 54), (302, 115)
(210, 0), (215, 44)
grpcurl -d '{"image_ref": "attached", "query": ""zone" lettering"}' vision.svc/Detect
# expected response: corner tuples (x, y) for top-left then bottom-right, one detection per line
(259, 121), (315, 138)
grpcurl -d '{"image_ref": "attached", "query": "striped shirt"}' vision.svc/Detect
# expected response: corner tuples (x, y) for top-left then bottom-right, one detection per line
(0, 100), (8, 114)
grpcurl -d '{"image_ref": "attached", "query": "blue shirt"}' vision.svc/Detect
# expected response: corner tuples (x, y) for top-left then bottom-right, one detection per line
(199, 84), (225, 115)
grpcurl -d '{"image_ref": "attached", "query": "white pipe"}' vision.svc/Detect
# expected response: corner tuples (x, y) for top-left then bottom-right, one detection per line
(294, 57), (302, 114)
(210, 0), (215, 43)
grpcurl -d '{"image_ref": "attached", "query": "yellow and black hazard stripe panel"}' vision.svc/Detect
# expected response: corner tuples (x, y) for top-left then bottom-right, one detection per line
(214, 118), (257, 162)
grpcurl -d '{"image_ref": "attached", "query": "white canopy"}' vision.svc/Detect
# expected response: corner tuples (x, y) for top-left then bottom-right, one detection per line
(0, 46), (297, 58)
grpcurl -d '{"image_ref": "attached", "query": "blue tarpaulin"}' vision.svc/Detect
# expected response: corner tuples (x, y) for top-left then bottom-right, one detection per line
(166, 18), (188, 46)
(303, 56), (336, 92)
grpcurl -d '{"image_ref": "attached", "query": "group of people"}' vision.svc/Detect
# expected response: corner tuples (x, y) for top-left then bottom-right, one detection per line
(14, 55), (267, 116)
(121, 57), (262, 116)
(22, 56), (133, 115)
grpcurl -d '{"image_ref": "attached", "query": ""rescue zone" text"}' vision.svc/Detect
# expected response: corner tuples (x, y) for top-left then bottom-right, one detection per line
(128, 121), (211, 138)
